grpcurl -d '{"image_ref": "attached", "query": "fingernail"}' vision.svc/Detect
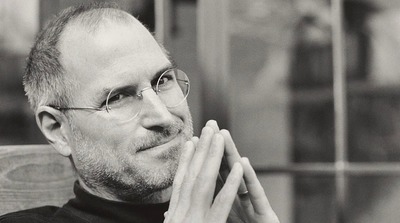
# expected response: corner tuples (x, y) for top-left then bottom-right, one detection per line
(202, 126), (213, 134)
(206, 120), (216, 125)
(220, 129), (230, 136)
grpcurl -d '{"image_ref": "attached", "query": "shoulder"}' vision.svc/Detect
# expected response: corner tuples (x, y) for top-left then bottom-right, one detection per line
(0, 206), (59, 223)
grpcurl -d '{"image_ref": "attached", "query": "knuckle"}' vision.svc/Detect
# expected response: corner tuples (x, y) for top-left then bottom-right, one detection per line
(227, 172), (241, 185)
(187, 170), (198, 182)
(195, 172), (210, 186)
(215, 191), (228, 203)
(208, 138), (223, 157)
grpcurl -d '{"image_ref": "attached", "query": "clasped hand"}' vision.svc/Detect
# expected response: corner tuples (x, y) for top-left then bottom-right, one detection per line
(164, 120), (279, 223)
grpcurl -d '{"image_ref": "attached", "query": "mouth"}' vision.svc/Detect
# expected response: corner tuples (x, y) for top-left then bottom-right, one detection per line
(136, 130), (182, 153)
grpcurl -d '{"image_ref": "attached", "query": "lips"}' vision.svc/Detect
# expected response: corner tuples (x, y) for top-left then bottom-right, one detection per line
(136, 130), (182, 153)
(137, 140), (172, 153)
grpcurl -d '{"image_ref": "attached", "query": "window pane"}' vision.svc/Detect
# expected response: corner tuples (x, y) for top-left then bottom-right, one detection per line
(294, 175), (335, 223)
(348, 94), (400, 162)
(228, 0), (336, 165)
(347, 176), (400, 223)
(227, 1), (335, 221)
(258, 174), (293, 223)
(289, 0), (335, 163)
(346, 2), (400, 162)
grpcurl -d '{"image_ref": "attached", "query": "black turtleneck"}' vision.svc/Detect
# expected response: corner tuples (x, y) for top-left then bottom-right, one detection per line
(0, 181), (169, 223)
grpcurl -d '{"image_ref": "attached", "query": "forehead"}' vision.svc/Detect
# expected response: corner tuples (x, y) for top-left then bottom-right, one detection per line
(59, 16), (171, 102)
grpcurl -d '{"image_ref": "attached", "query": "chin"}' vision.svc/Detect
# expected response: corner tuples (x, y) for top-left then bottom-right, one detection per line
(111, 160), (178, 202)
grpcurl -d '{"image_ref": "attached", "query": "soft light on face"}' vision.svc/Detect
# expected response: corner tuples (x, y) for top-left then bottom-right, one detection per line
(59, 15), (193, 202)
(68, 110), (193, 201)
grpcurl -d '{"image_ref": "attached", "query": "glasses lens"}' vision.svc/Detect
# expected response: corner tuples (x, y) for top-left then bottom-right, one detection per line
(156, 69), (190, 108)
(105, 88), (142, 122)
(104, 69), (190, 122)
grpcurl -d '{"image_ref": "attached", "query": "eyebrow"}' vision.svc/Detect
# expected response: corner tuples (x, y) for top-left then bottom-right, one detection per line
(152, 64), (178, 81)
(97, 64), (177, 100)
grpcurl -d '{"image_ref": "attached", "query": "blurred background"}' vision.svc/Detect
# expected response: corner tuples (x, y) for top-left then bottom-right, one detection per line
(2, 0), (400, 222)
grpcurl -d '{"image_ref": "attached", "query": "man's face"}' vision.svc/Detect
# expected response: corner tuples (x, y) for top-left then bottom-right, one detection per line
(59, 17), (193, 202)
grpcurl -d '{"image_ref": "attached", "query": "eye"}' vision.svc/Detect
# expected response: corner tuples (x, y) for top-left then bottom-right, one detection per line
(105, 90), (135, 109)
(107, 93), (129, 104)
(157, 71), (175, 89)
(158, 76), (170, 85)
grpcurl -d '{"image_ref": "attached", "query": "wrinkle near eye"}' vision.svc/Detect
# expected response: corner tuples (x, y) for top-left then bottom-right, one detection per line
(96, 65), (175, 107)
(150, 65), (175, 82)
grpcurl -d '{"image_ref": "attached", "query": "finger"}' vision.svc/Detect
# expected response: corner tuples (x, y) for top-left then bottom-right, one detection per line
(169, 141), (195, 208)
(191, 136), (199, 147)
(214, 174), (225, 198)
(220, 129), (247, 193)
(192, 133), (225, 209)
(219, 131), (237, 180)
(172, 127), (215, 217)
(189, 126), (215, 177)
(241, 157), (275, 216)
(205, 119), (220, 133)
(207, 162), (243, 222)
(220, 129), (241, 164)
(166, 141), (195, 222)
(219, 156), (230, 182)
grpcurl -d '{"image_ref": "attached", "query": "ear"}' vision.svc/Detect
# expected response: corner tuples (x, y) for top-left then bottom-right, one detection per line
(36, 106), (72, 157)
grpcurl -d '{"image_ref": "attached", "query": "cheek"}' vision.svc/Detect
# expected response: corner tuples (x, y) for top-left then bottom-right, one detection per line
(181, 104), (193, 128)
(171, 101), (191, 120)
(72, 114), (120, 140)
(69, 125), (125, 169)
(68, 118), (121, 158)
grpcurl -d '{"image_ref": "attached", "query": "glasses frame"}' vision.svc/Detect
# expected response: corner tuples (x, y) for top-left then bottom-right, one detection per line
(49, 68), (190, 119)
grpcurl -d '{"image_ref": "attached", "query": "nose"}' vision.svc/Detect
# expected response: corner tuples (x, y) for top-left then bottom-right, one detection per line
(139, 88), (175, 129)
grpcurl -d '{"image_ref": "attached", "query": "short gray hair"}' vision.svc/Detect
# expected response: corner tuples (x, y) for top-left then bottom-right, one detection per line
(23, 2), (134, 112)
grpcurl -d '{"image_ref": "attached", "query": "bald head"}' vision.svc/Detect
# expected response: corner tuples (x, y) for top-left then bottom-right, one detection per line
(66, 6), (134, 34)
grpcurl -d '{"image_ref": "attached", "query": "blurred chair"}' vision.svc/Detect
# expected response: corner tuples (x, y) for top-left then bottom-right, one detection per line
(0, 144), (76, 215)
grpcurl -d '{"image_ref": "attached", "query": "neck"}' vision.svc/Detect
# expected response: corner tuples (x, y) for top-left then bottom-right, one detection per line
(78, 178), (172, 204)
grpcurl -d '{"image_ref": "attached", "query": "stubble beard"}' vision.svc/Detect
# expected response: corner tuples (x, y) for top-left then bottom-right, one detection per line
(68, 114), (193, 203)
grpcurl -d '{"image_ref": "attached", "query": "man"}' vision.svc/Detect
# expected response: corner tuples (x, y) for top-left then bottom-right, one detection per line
(0, 3), (279, 223)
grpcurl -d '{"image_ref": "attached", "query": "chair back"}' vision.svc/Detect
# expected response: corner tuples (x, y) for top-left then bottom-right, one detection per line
(0, 144), (75, 215)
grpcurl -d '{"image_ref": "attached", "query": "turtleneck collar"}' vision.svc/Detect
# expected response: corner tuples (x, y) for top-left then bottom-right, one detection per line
(62, 181), (169, 223)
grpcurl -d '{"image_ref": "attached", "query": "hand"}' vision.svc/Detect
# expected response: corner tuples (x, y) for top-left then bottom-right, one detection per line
(164, 126), (244, 223)
(207, 120), (280, 223)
